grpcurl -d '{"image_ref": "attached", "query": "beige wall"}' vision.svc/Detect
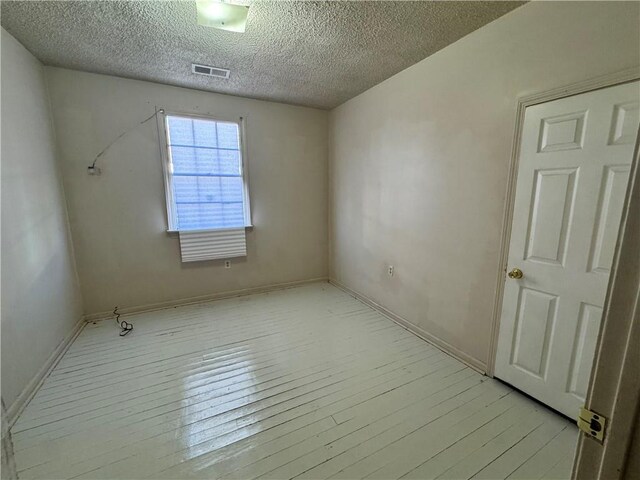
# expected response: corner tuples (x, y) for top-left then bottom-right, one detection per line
(1, 29), (84, 409)
(328, 1), (640, 369)
(46, 69), (328, 316)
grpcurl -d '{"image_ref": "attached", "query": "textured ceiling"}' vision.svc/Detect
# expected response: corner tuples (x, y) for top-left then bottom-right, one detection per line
(1, 1), (524, 109)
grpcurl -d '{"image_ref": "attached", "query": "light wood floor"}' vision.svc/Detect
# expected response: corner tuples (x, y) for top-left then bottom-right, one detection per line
(12, 283), (577, 479)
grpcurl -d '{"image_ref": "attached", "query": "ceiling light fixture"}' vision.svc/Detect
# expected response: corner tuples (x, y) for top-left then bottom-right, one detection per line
(196, 0), (250, 33)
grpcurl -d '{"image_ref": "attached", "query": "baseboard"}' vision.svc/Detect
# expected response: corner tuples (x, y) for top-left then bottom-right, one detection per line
(84, 277), (330, 322)
(329, 279), (487, 374)
(5, 316), (86, 428)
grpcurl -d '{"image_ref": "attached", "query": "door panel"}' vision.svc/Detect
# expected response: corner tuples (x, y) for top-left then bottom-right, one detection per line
(609, 101), (639, 145)
(538, 111), (587, 152)
(511, 287), (558, 378)
(588, 165), (631, 274)
(566, 303), (602, 401)
(495, 80), (639, 419)
(525, 168), (577, 265)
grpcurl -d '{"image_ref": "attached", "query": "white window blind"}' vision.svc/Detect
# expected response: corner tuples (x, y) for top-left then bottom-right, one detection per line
(178, 228), (246, 262)
(159, 112), (251, 262)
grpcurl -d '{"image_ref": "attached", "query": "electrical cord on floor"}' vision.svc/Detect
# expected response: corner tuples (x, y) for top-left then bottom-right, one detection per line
(113, 306), (133, 337)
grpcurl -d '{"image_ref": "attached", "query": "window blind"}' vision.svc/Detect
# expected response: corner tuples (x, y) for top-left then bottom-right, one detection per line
(178, 228), (247, 262)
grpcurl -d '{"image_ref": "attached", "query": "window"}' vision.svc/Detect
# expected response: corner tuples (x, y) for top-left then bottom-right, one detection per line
(160, 112), (251, 232)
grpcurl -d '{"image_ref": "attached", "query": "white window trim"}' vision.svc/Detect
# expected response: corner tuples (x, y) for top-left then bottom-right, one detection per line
(156, 108), (253, 233)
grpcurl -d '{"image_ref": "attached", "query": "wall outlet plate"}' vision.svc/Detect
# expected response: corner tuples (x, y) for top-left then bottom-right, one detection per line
(388, 265), (394, 276)
(224, 260), (231, 269)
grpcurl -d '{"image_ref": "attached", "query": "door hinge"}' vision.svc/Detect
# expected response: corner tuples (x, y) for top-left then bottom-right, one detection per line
(578, 407), (607, 442)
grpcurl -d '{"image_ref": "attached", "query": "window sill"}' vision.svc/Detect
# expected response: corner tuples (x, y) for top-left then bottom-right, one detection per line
(167, 225), (253, 236)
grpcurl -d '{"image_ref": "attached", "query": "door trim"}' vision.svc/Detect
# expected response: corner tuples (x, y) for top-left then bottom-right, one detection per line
(487, 66), (640, 378)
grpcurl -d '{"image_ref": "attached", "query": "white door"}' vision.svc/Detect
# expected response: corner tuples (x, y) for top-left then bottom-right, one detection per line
(495, 80), (640, 419)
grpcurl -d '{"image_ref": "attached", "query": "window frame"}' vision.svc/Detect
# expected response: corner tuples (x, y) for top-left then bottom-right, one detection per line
(157, 109), (252, 233)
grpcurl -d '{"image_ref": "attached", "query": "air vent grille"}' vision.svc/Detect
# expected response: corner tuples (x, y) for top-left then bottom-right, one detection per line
(191, 63), (230, 79)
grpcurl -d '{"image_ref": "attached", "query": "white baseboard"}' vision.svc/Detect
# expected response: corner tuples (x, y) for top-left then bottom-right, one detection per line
(84, 277), (330, 322)
(330, 279), (487, 374)
(6, 316), (86, 428)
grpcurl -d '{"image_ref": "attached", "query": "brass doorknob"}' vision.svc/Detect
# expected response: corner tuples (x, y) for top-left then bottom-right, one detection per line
(508, 268), (524, 279)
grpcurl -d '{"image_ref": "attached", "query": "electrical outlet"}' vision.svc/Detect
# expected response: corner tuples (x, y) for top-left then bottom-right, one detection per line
(224, 260), (231, 269)
(388, 265), (394, 277)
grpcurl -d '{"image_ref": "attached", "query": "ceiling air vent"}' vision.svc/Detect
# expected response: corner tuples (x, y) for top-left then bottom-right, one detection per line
(191, 63), (230, 79)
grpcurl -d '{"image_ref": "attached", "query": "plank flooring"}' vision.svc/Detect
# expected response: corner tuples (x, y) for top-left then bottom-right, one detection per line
(11, 283), (578, 479)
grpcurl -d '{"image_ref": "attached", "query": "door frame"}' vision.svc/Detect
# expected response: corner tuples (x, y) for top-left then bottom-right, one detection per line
(486, 66), (640, 378)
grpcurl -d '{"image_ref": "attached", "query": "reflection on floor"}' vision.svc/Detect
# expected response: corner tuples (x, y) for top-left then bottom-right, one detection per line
(11, 283), (577, 479)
